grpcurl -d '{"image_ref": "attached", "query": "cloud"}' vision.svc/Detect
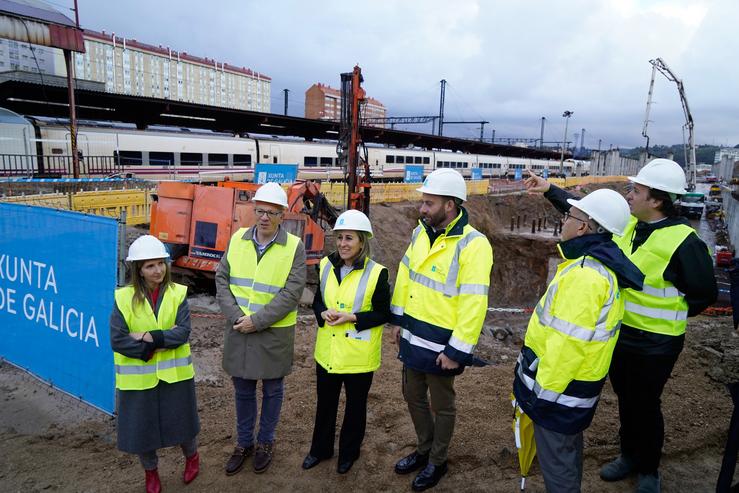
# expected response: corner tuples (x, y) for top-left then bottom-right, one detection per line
(74, 0), (736, 147)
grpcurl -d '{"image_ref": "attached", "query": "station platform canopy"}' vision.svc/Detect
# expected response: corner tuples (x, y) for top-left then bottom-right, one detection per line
(0, 78), (565, 160)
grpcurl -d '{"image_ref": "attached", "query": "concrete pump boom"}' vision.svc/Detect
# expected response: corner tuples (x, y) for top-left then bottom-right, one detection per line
(644, 57), (697, 190)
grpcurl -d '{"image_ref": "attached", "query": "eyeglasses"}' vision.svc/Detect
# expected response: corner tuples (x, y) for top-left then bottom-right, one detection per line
(563, 211), (590, 226)
(254, 208), (283, 218)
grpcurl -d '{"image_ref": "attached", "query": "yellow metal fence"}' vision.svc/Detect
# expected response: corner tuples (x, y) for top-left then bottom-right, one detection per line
(320, 180), (489, 205)
(1, 189), (153, 225)
(0, 177), (624, 225)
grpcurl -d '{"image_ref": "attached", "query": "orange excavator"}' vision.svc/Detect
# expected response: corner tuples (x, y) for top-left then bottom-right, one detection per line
(150, 179), (339, 277)
(148, 65), (367, 280)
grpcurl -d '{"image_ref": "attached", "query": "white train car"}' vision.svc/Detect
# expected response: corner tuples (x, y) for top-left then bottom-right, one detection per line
(2, 115), (575, 183)
(36, 121), (258, 181)
(367, 147), (435, 180)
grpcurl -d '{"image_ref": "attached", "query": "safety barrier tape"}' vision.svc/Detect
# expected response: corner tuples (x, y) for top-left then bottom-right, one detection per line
(488, 307), (534, 313)
(191, 312), (226, 319)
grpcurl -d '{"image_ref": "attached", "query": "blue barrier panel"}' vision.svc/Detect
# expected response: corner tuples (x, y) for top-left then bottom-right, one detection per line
(543, 168), (549, 179)
(514, 168), (523, 181)
(471, 168), (483, 180)
(404, 165), (424, 183)
(254, 163), (298, 184)
(0, 203), (118, 414)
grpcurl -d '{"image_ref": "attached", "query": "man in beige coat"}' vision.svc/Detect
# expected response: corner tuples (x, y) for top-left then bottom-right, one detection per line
(216, 182), (306, 476)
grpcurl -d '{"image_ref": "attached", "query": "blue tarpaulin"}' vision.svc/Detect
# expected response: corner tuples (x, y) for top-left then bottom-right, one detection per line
(0, 203), (119, 414)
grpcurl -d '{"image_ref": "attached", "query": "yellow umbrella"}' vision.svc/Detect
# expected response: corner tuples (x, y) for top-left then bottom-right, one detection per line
(512, 395), (537, 491)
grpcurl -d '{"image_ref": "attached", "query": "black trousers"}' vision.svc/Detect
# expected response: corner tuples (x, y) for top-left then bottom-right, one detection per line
(309, 362), (374, 462)
(717, 382), (739, 493)
(609, 345), (680, 475)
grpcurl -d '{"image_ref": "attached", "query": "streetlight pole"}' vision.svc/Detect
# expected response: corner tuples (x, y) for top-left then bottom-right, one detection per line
(559, 110), (573, 175)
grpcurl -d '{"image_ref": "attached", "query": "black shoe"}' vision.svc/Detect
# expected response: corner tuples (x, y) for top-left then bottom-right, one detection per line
(337, 459), (354, 474)
(302, 454), (322, 470)
(412, 462), (448, 491)
(394, 451), (429, 475)
(253, 442), (274, 474)
(225, 445), (254, 476)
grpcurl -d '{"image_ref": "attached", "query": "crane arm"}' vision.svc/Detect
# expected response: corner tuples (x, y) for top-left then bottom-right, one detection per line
(647, 57), (696, 190)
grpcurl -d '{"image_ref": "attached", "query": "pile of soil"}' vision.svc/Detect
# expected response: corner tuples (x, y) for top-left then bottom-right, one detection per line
(0, 189), (734, 492)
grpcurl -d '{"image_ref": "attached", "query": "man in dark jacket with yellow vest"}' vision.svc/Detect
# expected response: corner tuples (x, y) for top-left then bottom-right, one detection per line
(526, 159), (717, 493)
(390, 168), (493, 491)
(216, 182), (307, 477)
(513, 188), (644, 492)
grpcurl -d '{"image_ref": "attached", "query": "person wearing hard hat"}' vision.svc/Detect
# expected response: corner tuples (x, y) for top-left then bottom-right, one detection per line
(110, 235), (200, 493)
(389, 168), (493, 491)
(512, 189), (644, 493)
(215, 182), (307, 476)
(526, 158), (717, 493)
(301, 209), (391, 474)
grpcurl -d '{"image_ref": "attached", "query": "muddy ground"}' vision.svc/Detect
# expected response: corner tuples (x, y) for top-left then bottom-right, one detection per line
(0, 188), (735, 492)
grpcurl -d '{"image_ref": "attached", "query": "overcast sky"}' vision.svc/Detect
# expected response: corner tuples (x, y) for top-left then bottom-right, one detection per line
(69, 0), (737, 149)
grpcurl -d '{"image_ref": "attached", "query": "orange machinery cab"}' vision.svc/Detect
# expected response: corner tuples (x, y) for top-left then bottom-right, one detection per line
(150, 181), (325, 274)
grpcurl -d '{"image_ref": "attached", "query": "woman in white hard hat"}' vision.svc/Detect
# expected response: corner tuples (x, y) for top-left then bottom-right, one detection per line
(110, 235), (200, 493)
(302, 209), (391, 474)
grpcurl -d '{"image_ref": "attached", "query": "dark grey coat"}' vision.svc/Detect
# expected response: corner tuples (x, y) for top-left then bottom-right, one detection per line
(216, 226), (306, 380)
(109, 284), (200, 454)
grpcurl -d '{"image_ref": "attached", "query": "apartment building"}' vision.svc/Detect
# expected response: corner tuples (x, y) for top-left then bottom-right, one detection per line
(0, 30), (271, 112)
(305, 83), (386, 127)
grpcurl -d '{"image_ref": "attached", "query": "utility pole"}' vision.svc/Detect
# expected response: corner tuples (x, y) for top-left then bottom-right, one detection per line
(597, 138), (602, 175)
(283, 88), (289, 116)
(540, 117), (546, 148)
(438, 79), (446, 136)
(479, 121), (485, 142)
(559, 110), (573, 175)
(491, 129), (495, 143)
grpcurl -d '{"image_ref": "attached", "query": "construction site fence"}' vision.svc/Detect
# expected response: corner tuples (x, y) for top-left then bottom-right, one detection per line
(0, 176), (629, 226)
(0, 188), (154, 225)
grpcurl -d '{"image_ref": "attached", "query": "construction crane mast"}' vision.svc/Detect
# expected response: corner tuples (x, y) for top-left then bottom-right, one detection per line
(642, 57), (697, 190)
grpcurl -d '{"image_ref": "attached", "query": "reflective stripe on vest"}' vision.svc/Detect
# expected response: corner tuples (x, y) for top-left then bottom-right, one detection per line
(315, 256), (385, 373)
(113, 283), (194, 390)
(227, 227), (299, 327)
(515, 353), (599, 409)
(614, 217), (693, 336)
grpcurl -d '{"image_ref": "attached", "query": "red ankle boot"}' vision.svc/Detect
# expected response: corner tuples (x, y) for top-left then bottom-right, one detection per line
(145, 468), (161, 493)
(183, 452), (200, 484)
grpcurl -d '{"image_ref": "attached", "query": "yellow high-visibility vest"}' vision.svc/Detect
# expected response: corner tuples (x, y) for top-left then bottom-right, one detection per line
(226, 227), (300, 328)
(315, 256), (385, 373)
(513, 254), (622, 434)
(391, 212), (493, 370)
(113, 283), (194, 390)
(614, 217), (693, 336)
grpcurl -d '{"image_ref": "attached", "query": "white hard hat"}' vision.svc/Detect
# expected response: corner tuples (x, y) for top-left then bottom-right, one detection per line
(253, 182), (288, 208)
(566, 189), (631, 236)
(126, 235), (170, 262)
(628, 158), (687, 195)
(334, 209), (373, 238)
(416, 168), (467, 202)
